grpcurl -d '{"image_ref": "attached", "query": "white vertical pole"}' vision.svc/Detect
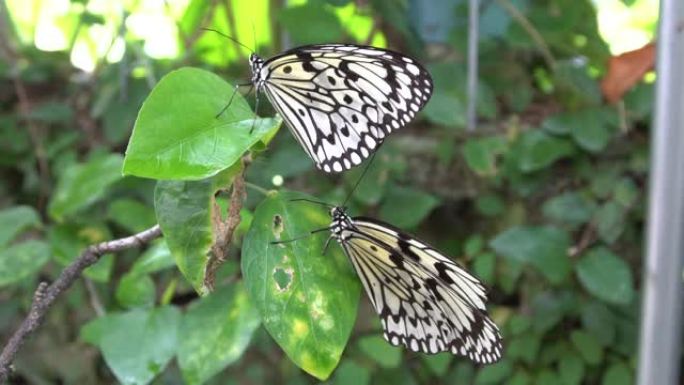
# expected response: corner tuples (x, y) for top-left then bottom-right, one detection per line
(637, 1), (684, 384)
(466, 0), (479, 132)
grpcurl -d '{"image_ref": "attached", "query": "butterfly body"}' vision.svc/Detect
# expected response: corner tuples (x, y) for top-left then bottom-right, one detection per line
(248, 45), (433, 173)
(327, 206), (503, 364)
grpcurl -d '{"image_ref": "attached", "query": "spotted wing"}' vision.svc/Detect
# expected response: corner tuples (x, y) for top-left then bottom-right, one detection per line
(338, 217), (502, 364)
(259, 44), (433, 173)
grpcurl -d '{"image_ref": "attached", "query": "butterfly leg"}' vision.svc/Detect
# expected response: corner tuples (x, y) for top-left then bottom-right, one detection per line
(249, 91), (260, 134)
(216, 82), (253, 118)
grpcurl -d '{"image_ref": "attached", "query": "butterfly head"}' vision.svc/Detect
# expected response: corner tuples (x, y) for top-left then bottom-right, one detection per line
(329, 206), (352, 239)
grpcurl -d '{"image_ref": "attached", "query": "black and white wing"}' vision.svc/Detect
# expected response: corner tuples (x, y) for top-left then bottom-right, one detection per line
(258, 44), (433, 173)
(339, 217), (503, 364)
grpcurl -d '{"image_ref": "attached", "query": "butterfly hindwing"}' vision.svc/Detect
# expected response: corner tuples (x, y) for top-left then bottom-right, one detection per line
(255, 44), (433, 173)
(335, 214), (503, 364)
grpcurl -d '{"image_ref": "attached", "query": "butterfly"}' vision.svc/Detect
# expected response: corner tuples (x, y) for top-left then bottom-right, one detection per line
(326, 205), (503, 364)
(248, 44), (433, 173)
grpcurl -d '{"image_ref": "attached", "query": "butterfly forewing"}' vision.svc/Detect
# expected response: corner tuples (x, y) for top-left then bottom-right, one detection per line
(332, 211), (503, 364)
(255, 44), (433, 173)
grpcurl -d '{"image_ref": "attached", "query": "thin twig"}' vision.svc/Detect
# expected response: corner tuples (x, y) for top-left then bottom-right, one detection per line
(496, 0), (556, 69)
(83, 278), (105, 317)
(204, 157), (251, 291)
(0, 225), (162, 383)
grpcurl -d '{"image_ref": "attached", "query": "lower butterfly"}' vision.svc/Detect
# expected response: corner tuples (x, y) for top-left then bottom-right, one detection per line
(244, 43), (433, 173)
(279, 202), (503, 364)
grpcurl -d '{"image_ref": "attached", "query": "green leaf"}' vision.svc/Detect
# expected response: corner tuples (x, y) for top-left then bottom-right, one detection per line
(506, 333), (541, 365)
(123, 67), (281, 180)
(506, 369), (532, 385)
(601, 362), (633, 385)
(81, 306), (180, 385)
(576, 247), (634, 305)
(343, 157), (389, 206)
(0, 205), (41, 247)
(571, 117), (610, 153)
(463, 136), (507, 175)
(279, 3), (344, 45)
(517, 130), (575, 172)
(241, 191), (360, 380)
(473, 252), (496, 285)
(531, 291), (578, 334)
(558, 351), (584, 385)
(535, 370), (561, 385)
(0, 240), (50, 287)
(542, 192), (596, 227)
(474, 359), (513, 385)
(421, 352), (452, 376)
(465, 235), (484, 256)
(581, 301), (616, 347)
(379, 186), (440, 229)
(49, 223), (114, 282)
(594, 201), (626, 244)
(613, 177), (638, 207)
(475, 194), (506, 217)
(421, 89), (466, 127)
(177, 282), (261, 385)
(129, 240), (175, 276)
(154, 179), (215, 293)
(107, 199), (157, 233)
(115, 273), (156, 309)
(333, 360), (371, 385)
(490, 226), (571, 284)
(48, 154), (124, 221)
(358, 335), (402, 369)
(570, 330), (603, 365)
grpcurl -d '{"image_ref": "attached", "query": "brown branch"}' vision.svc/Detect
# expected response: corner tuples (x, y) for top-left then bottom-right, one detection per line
(0, 225), (162, 383)
(204, 157), (251, 290)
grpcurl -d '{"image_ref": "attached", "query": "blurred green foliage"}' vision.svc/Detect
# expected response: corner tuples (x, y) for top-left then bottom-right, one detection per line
(0, 0), (657, 384)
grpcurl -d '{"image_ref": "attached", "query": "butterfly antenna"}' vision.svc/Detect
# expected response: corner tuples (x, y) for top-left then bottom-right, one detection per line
(342, 152), (377, 207)
(270, 227), (329, 244)
(201, 27), (253, 54)
(289, 198), (334, 208)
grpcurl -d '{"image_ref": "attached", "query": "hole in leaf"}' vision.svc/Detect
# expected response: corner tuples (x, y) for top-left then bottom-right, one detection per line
(272, 214), (283, 239)
(273, 267), (293, 292)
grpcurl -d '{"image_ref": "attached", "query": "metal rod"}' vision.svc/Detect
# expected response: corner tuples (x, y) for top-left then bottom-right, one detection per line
(466, 0), (479, 132)
(637, 1), (684, 384)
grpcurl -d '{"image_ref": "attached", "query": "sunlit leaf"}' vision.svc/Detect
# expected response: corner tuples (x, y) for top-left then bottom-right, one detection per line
(242, 191), (360, 380)
(123, 67), (281, 180)
(177, 282), (261, 385)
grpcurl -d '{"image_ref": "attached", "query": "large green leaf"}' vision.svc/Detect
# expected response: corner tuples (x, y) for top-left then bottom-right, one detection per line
(462, 136), (507, 176)
(123, 67), (281, 180)
(490, 226), (571, 284)
(542, 192), (596, 227)
(107, 198), (157, 233)
(154, 179), (215, 293)
(0, 205), (41, 247)
(601, 362), (633, 385)
(0, 240), (50, 287)
(570, 330), (603, 365)
(48, 154), (124, 221)
(575, 247), (634, 305)
(241, 191), (360, 380)
(177, 282), (261, 385)
(80, 306), (180, 385)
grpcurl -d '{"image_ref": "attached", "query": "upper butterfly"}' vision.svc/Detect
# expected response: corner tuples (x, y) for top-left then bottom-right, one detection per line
(248, 44), (433, 173)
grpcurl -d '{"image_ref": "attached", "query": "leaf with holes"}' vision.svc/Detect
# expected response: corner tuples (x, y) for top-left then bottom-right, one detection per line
(241, 190), (360, 380)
